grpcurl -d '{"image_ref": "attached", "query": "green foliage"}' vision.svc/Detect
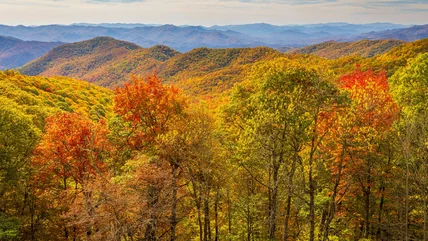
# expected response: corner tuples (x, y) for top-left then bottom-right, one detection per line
(0, 70), (113, 126)
(0, 213), (20, 240)
(3, 38), (428, 241)
(390, 52), (428, 117)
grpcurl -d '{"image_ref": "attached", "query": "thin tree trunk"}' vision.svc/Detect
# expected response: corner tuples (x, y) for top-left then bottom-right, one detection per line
(63, 176), (68, 240)
(215, 189), (219, 241)
(227, 190), (232, 240)
(283, 195), (292, 241)
(269, 163), (279, 240)
(309, 135), (317, 241)
(309, 165), (315, 241)
(323, 145), (346, 241)
(198, 203), (203, 241)
(247, 202), (251, 241)
(170, 163), (179, 241)
(283, 153), (298, 241)
(364, 162), (372, 239)
(204, 193), (211, 241)
(376, 184), (385, 239)
(424, 198), (427, 241)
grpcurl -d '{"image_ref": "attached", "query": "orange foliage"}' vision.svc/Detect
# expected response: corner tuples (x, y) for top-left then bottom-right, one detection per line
(33, 112), (110, 185)
(114, 74), (186, 149)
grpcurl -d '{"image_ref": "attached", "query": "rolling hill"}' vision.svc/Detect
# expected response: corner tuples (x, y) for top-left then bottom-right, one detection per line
(288, 39), (405, 59)
(19, 37), (428, 105)
(0, 36), (61, 69)
(20, 37), (283, 90)
(0, 70), (113, 129)
(20, 37), (180, 87)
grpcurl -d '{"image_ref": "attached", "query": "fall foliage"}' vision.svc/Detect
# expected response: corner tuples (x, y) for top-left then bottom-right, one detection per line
(2, 38), (428, 240)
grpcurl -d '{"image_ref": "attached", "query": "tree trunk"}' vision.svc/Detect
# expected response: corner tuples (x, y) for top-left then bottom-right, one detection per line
(227, 190), (232, 239)
(170, 163), (179, 241)
(424, 198), (427, 241)
(376, 184), (385, 240)
(364, 163), (372, 239)
(309, 137), (317, 241)
(145, 185), (158, 241)
(214, 189), (219, 241)
(283, 153), (298, 241)
(309, 165), (315, 241)
(323, 145), (346, 241)
(204, 192), (211, 241)
(269, 163), (279, 240)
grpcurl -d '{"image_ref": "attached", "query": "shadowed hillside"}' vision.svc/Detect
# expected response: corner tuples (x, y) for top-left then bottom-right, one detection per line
(0, 36), (61, 69)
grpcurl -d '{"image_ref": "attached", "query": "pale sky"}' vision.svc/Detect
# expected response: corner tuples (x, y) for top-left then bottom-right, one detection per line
(0, 0), (427, 26)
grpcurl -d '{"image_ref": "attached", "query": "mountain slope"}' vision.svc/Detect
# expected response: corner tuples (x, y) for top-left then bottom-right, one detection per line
(288, 39), (405, 59)
(20, 37), (284, 93)
(0, 36), (61, 69)
(20, 37), (180, 87)
(159, 47), (284, 97)
(18, 37), (428, 106)
(0, 70), (113, 128)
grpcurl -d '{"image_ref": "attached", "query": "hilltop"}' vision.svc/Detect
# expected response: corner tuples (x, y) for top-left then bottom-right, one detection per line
(19, 37), (428, 104)
(20, 37), (179, 87)
(20, 37), (283, 91)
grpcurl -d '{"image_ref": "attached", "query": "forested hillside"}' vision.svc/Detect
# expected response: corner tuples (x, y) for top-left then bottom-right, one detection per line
(20, 38), (283, 91)
(2, 37), (428, 241)
(19, 37), (179, 87)
(20, 37), (428, 103)
(288, 39), (405, 59)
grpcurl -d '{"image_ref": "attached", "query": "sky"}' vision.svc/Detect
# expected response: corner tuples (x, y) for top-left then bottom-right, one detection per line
(0, 0), (427, 26)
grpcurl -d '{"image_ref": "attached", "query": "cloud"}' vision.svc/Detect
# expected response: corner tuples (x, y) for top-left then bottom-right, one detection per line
(220, 0), (427, 7)
(0, 0), (66, 7)
(87, 0), (144, 3)
(402, 7), (428, 12)
(220, 0), (337, 5)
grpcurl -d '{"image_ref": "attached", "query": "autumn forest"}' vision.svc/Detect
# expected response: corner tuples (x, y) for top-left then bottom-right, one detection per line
(1, 23), (428, 241)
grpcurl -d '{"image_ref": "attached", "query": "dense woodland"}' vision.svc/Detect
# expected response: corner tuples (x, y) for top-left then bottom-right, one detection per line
(1, 37), (428, 241)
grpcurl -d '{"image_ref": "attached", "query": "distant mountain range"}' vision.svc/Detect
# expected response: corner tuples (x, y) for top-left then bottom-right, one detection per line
(1, 22), (427, 70)
(357, 24), (428, 41)
(0, 36), (61, 69)
(1, 22), (425, 53)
